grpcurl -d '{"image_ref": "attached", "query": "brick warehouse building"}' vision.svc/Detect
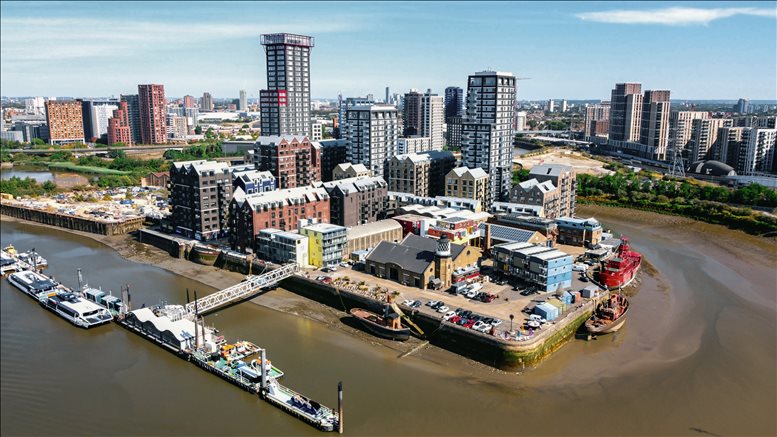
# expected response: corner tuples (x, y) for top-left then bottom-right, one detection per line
(169, 160), (233, 240)
(228, 185), (330, 253)
(251, 135), (322, 189)
(317, 176), (388, 227)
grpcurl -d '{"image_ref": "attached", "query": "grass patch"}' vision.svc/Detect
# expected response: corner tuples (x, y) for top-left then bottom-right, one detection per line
(47, 162), (130, 175)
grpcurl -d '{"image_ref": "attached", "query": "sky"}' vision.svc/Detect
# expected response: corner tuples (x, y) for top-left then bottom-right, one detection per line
(1, 1), (776, 100)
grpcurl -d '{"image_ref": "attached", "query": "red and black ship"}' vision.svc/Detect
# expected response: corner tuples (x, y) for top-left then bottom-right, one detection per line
(598, 237), (642, 290)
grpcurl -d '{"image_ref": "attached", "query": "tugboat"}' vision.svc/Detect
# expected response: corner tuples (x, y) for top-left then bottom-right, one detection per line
(585, 293), (629, 335)
(598, 237), (641, 289)
(349, 307), (411, 341)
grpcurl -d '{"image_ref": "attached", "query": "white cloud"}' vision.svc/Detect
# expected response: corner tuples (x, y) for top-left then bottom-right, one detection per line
(0, 17), (363, 63)
(576, 7), (777, 26)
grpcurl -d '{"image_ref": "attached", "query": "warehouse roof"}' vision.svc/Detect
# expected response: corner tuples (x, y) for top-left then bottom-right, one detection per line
(366, 234), (465, 274)
(347, 220), (402, 239)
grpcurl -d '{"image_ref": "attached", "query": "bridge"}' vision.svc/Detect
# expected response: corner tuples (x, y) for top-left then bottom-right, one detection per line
(6, 145), (185, 155)
(185, 263), (299, 316)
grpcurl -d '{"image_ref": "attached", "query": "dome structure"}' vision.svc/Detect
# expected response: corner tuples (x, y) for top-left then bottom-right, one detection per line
(687, 160), (736, 177)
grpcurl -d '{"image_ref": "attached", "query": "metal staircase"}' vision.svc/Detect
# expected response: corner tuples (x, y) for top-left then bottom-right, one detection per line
(185, 263), (299, 316)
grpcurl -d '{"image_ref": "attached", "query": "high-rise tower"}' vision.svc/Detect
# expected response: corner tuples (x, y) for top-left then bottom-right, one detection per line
(260, 33), (314, 137)
(460, 71), (516, 205)
(138, 84), (167, 145)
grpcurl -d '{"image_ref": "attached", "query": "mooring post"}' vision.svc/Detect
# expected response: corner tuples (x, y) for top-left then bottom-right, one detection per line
(338, 381), (343, 434)
(260, 348), (267, 395)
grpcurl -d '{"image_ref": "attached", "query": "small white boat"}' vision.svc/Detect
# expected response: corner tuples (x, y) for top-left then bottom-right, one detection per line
(1, 251), (18, 275)
(17, 250), (47, 269)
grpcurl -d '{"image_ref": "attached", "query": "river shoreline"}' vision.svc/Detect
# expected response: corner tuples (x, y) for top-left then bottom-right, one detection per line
(5, 203), (775, 436)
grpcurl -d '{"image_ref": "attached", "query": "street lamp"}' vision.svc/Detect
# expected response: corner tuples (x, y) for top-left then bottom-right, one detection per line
(509, 314), (514, 333)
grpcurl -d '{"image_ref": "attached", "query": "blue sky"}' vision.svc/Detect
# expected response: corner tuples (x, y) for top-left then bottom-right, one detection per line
(1, 1), (776, 100)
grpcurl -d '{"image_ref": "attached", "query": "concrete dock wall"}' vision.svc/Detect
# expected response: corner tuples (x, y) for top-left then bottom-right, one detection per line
(280, 275), (591, 370)
(1, 203), (144, 236)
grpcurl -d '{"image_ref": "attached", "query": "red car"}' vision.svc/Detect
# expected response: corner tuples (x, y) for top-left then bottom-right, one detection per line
(463, 319), (476, 329)
(449, 315), (462, 324)
(482, 293), (497, 303)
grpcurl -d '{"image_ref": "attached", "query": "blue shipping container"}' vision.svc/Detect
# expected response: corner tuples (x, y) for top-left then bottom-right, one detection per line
(534, 303), (559, 321)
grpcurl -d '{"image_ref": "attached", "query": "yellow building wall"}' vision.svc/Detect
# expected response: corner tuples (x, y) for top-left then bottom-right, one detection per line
(301, 229), (324, 267)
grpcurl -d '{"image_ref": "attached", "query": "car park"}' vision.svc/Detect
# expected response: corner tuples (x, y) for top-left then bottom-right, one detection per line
(449, 315), (462, 324)
(431, 301), (445, 310)
(402, 299), (414, 306)
(463, 319), (477, 329)
(427, 300), (440, 308)
(465, 289), (478, 299)
(490, 319), (503, 327)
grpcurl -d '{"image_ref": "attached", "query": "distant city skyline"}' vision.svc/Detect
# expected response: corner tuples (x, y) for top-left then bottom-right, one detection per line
(1, 1), (776, 100)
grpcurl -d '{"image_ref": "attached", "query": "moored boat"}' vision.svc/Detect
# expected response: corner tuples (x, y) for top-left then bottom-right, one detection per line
(1, 250), (18, 275)
(585, 293), (629, 335)
(7, 270), (60, 299)
(190, 244), (220, 266)
(40, 290), (113, 328)
(17, 250), (47, 269)
(349, 307), (411, 341)
(598, 237), (641, 290)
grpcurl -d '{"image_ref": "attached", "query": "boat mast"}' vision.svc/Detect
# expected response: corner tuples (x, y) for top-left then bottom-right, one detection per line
(77, 268), (84, 294)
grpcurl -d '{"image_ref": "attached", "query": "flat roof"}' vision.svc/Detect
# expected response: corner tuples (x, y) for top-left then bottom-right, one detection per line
(302, 222), (346, 233)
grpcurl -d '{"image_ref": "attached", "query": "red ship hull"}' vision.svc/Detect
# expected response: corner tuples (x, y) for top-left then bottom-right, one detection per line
(599, 237), (642, 290)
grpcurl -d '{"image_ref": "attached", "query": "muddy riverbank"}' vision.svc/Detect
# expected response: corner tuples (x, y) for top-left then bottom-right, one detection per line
(3, 206), (776, 435)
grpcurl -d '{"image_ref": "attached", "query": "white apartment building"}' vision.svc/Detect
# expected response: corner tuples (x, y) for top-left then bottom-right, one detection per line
(344, 103), (399, 175)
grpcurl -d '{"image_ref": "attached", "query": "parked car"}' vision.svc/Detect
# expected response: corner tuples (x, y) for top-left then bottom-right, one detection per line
(443, 311), (456, 321)
(481, 293), (497, 303)
(572, 263), (588, 272)
(472, 321), (487, 331)
(449, 315), (462, 324)
(477, 323), (493, 333)
(463, 319), (477, 329)
(465, 289), (478, 299)
(431, 301), (446, 311)
(410, 300), (422, 309)
(321, 267), (337, 273)
(490, 319), (503, 327)
(402, 299), (415, 307)
(315, 275), (327, 282)
(339, 262), (350, 268)
(427, 300), (440, 308)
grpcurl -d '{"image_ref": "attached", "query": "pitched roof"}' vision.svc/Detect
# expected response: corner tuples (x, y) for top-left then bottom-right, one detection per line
(365, 234), (466, 275)
(480, 223), (541, 243)
(517, 178), (556, 193)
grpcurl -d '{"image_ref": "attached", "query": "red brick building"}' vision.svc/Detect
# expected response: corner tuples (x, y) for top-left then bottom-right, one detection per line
(251, 135), (321, 189)
(138, 84), (167, 144)
(107, 101), (132, 145)
(228, 186), (330, 252)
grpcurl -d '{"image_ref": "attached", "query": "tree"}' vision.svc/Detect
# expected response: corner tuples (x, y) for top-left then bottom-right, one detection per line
(42, 181), (57, 192)
(32, 138), (46, 145)
(194, 126), (203, 135)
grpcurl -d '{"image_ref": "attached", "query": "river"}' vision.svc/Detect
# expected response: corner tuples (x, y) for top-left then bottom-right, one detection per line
(1, 168), (90, 188)
(1, 212), (775, 436)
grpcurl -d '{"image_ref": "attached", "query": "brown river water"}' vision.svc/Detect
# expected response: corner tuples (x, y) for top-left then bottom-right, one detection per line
(1, 207), (775, 436)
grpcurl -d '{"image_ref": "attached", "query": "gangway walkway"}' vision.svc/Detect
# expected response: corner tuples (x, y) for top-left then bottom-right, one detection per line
(185, 263), (299, 316)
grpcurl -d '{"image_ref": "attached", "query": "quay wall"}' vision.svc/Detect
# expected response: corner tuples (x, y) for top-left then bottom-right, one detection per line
(128, 229), (592, 370)
(280, 275), (592, 370)
(1, 203), (143, 236)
